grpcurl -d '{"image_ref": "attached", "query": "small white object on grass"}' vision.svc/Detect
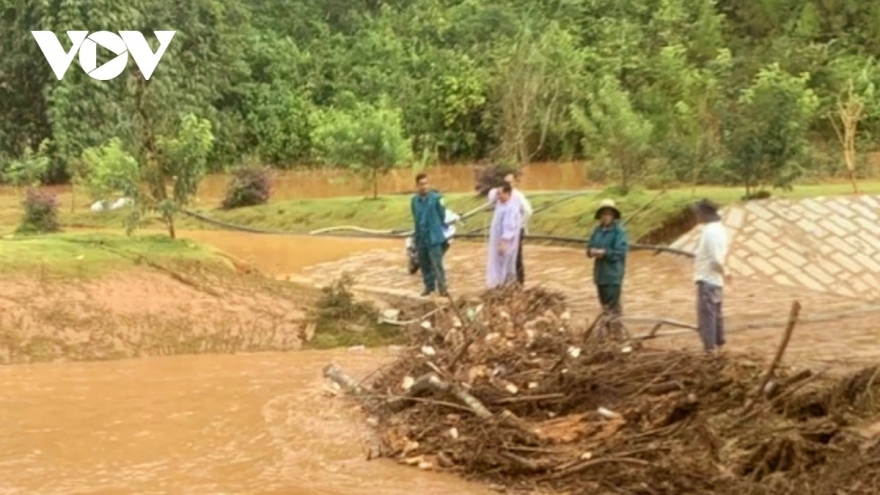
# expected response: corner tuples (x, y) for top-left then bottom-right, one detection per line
(621, 346), (633, 353)
(567, 346), (581, 358)
(420, 320), (432, 330)
(420, 345), (436, 356)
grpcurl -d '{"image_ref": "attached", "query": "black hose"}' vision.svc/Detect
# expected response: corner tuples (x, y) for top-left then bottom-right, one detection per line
(180, 209), (695, 258)
(462, 190), (596, 235)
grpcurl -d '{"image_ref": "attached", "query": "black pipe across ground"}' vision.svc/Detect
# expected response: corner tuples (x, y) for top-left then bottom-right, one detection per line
(180, 209), (695, 258)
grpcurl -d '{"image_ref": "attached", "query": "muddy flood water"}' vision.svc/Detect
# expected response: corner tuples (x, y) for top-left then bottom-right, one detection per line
(179, 230), (400, 275)
(0, 350), (497, 495)
(0, 233), (500, 495)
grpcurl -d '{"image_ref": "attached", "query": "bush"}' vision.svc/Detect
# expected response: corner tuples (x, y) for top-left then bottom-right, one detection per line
(474, 162), (518, 196)
(222, 166), (272, 209)
(18, 188), (60, 233)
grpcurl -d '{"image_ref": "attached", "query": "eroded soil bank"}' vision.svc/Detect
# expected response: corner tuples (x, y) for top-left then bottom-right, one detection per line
(0, 260), (311, 364)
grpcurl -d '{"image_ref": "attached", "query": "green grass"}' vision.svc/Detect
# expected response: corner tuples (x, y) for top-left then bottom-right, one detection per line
(3, 180), (879, 244)
(173, 181), (880, 242)
(0, 232), (222, 276)
(308, 322), (406, 349)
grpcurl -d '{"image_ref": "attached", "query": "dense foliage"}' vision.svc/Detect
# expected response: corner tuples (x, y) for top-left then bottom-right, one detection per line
(2, 0), (880, 193)
(18, 189), (59, 233)
(79, 114), (214, 237)
(222, 165), (272, 209)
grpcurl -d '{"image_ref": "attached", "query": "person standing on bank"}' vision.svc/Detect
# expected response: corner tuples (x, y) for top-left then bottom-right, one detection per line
(488, 172), (532, 285)
(411, 173), (448, 297)
(586, 199), (629, 316)
(692, 199), (729, 354)
(486, 183), (523, 289)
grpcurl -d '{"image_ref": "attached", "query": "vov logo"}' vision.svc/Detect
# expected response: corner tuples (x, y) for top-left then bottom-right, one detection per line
(31, 31), (175, 81)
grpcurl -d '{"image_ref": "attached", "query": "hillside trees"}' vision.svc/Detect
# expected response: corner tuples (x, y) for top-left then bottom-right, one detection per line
(1, 0), (880, 188)
(311, 99), (412, 198)
(723, 64), (820, 196)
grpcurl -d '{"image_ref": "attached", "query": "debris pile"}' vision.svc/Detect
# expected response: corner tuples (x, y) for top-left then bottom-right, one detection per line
(324, 286), (880, 495)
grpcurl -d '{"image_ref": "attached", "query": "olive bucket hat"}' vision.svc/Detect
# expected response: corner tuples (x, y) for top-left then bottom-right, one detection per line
(594, 198), (621, 220)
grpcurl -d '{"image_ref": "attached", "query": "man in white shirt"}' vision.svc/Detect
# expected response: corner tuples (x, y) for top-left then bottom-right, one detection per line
(488, 171), (533, 285)
(692, 199), (729, 354)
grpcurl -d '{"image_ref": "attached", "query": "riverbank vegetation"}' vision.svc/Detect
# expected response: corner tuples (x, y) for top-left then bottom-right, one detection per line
(305, 275), (406, 349)
(3, 0), (880, 196)
(0, 232), (222, 277)
(1, 181), (877, 245)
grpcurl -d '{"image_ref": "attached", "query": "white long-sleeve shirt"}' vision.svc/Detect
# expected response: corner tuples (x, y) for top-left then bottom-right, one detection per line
(488, 188), (533, 233)
(694, 221), (728, 287)
(442, 210), (460, 240)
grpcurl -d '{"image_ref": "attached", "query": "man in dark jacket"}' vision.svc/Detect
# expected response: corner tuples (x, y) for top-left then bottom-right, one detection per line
(411, 173), (448, 296)
(586, 199), (629, 315)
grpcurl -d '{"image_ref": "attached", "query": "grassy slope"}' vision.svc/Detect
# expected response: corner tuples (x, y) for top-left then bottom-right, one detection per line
(88, 182), (880, 241)
(1, 181), (878, 243)
(0, 232), (223, 276)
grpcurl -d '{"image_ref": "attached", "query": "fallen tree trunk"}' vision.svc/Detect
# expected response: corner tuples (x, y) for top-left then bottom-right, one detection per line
(323, 363), (365, 395)
(327, 366), (494, 420)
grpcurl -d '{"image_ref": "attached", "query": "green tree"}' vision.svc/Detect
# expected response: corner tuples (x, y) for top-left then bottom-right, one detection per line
(78, 138), (141, 218)
(311, 100), (412, 198)
(723, 64), (820, 197)
(651, 46), (732, 190)
(491, 20), (587, 165)
(573, 76), (653, 191)
(2, 140), (51, 191)
(80, 115), (213, 238)
(154, 114), (215, 238)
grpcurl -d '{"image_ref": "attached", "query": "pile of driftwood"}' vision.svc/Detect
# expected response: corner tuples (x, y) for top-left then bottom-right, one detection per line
(324, 286), (880, 495)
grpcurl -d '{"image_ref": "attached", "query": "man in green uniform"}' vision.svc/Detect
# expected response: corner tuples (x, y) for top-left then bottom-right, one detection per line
(411, 173), (448, 297)
(586, 199), (629, 315)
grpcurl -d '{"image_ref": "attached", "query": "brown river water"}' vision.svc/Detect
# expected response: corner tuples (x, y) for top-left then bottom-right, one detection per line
(0, 232), (497, 495)
(0, 350), (496, 495)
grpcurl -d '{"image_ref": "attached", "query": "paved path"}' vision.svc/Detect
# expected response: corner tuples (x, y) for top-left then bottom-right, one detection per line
(673, 194), (880, 301)
(294, 242), (879, 369)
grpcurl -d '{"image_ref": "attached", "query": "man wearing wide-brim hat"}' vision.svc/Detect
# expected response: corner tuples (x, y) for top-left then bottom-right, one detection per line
(586, 199), (629, 318)
(692, 198), (729, 354)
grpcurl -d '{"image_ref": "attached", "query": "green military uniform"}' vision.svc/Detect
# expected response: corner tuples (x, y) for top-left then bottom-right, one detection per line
(411, 190), (447, 294)
(587, 221), (628, 314)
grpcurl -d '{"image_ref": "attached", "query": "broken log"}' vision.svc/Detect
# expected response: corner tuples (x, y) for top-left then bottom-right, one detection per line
(323, 363), (365, 395)
(452, 384), (494, 419)
(386, 373), (445, 412)
(758, 301), (801, 397)
(645, 381), (684, 395)
(382, 371), (494, 419)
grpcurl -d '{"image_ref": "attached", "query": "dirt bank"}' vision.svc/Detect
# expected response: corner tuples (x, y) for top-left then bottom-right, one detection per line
(0, 255), (315, 364)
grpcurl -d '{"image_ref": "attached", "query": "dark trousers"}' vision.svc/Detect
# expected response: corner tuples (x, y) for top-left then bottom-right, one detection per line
(596, 284), (622, 315)
(697, 281), (725, 351)
(516, 228), (525, 284)
(417, 243), (446, 293)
